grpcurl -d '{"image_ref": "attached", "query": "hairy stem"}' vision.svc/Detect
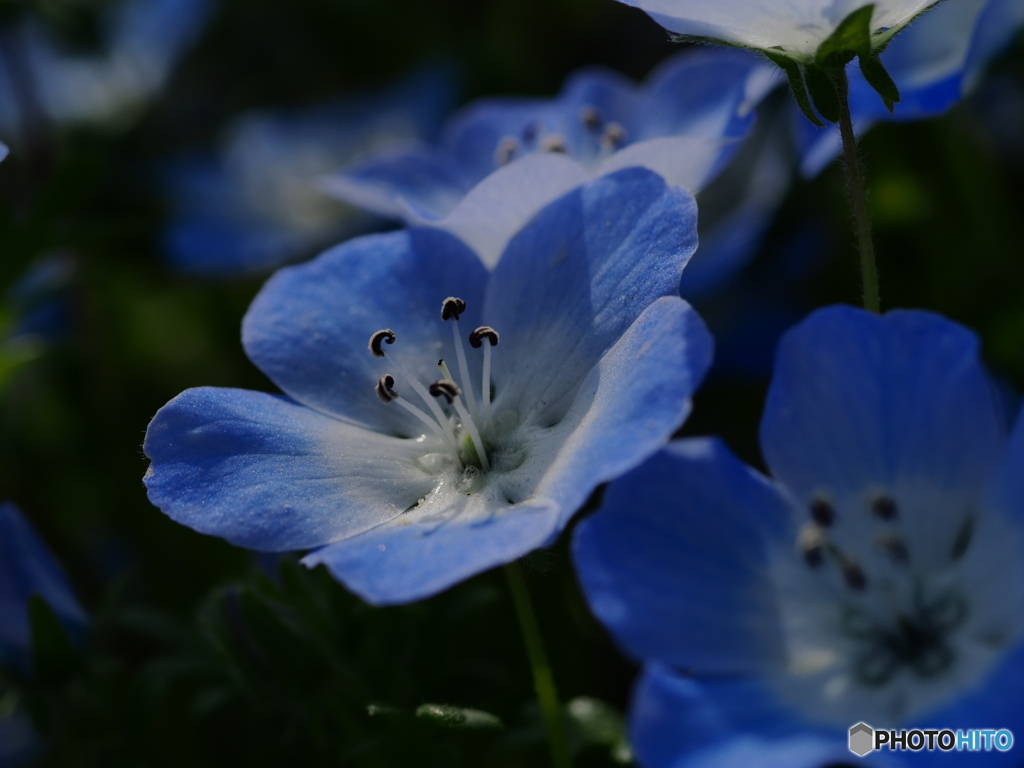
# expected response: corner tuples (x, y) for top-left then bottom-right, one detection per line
(833, 65), (881, 313)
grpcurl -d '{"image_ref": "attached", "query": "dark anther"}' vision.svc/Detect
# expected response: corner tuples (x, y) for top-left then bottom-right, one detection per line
(870, 494), (898, 521)
(579, 105), (602, 130)
(369, 329), (396, 358)
(876, 533), (909, 565)
(601, 122), (627, 148)
(521, 122), (539, 145)
(809, 496), (836, 527)
(429, 380), (460, 404)
(841, 560), (868, 591)
(441, 297), (466, 321)
(494, 136), (519, 167)
(469, 326), (499, 348)
(376, 374), (398, 404)
(798, 524), (826, 569)
(541, 134), (568, 153)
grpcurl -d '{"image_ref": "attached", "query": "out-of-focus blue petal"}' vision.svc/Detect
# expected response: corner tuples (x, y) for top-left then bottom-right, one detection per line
(0, 142), (7, 162)
(325, 49), (773, 249)
(573, 439), (788, 674)
(761, 307), (1004, 518)
(302, 499), (560, 605)
(143, 388), (439, 552)
(631, 664), (873, 768)
(0, 503), (87, 673)
(485, 167), (698, 421)
(162, 65), (458, 275)
(986, 406), (1024, 524)
(241, 228), (488, 434)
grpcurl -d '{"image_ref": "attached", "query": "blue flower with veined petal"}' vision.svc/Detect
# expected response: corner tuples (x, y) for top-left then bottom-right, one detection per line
(161, 66), (457, 275)
(0, 0), (211, 140)
(574, 305), (1024, 766)
(796, 0), (1024, 175)
(322, 48), (775, 267)
(143, 168), (713, 605)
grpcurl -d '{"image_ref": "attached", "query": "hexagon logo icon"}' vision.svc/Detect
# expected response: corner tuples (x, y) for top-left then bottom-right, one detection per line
(849, 722), (875, 757)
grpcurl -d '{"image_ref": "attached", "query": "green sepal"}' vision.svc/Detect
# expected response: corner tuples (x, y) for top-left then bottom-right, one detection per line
(816, 4), (874, 67)
(805, 64), (841, 124)
(29, 595), (81, 686)
(762, 50), (824, 127)
(860, 52), (901, 113)
(415, 703), (504, 731)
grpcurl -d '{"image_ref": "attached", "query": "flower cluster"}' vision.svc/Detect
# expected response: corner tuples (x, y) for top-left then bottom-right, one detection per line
(3, 0), (1023, 764)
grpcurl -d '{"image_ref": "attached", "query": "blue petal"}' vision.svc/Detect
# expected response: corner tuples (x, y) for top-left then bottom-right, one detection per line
(322, 146), (472, 221)
(573, 438), (790, 674)
(301, 499), (560, 605)
(242, 228), (488, 434)
(163, 218), (320, 276)
(484, 167), (698, 425)
(0, 142), (8, 162)
(143, 387), (438, 551)
(986, 405), (1024, 524)
(761, 306), (1004, 516)
(631, 664), (867, 768)
(639, 48), (773, 141)
(0, 503), (87, 673)
(530, 297), (713, 526)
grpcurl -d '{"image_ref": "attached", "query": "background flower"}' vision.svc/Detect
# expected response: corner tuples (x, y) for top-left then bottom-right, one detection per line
(574, 306), (1024, 765)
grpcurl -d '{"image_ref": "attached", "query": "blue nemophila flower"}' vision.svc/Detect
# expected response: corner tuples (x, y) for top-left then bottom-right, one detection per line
(796, 0), (1024, 175)
(0, 503), (87, 674)
(162, 66), (456, 276)
(144, 168), (713, 605)
(0, 0), (210, 140)
(574, 306), (1024, 765)
(615, 0), (938, 62)
(322, 49), (774, 266)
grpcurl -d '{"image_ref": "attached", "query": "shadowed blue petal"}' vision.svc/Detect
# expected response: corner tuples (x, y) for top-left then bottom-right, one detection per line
(302, 499), (560, 605)
(761, 307), (1004, 516)
(631, 664), (870, 768)
(530, 297), (712, 525)
(485, 167), (698, 423)
(320, 146), (472, 221)
(143, 388), (438, 551)
(0, 504), (87, 673)
(573, 438), (789, 674)
(242, 228), (488, 434)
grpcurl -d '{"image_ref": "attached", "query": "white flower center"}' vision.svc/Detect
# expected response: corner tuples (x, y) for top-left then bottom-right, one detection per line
(766, 489), (1024, 726)
(369, 297), (528, 496)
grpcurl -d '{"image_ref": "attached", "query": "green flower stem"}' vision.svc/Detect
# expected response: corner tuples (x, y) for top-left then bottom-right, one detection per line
(833, 65), (881, 314)
(504, 562), (572, 768)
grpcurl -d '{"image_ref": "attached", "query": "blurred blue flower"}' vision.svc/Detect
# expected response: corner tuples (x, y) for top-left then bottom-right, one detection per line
(161, 66), (458, 275)
(575, 306), (1024, 765)
(0, 0), (212, 140)
(144, 168), (712, 605)
(0, 502), (87, 674)
(322, 49), (775, 266)
(796, 0), (1024, 175)
(612, 0), (936, 61)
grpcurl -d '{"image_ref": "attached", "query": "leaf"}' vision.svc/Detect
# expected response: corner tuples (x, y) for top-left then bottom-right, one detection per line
(816, 4), (874, 66)
(762, 50), (824, 127)
(804, 64), (841, 124)
(415, 703), (504, 731)
(860, 53), (901, 113)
